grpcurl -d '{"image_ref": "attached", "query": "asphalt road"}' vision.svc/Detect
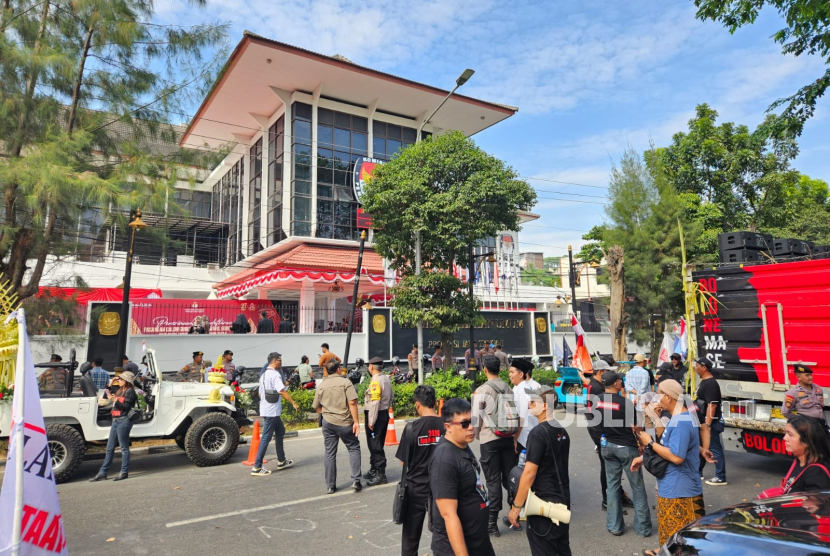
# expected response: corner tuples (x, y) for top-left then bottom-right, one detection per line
(1, 409), (792, 556)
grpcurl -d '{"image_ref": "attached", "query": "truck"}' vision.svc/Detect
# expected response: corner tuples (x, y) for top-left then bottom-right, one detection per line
(0, 348), (241, 483)
(692, 256), (830, 457)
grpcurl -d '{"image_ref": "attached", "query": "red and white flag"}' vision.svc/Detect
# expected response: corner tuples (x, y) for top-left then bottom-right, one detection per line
(571, 314), (585, 346)
(0, 310), (68, 555)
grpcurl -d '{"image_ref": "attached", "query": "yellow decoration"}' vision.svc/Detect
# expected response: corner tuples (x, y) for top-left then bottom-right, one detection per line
(0, 280), (19, 388)
(214, 354), (224, 370)
(207, 371), (226, 403)
(535, 317), (547, 334)
(372, 314), (386, 334)
(98, 312), (121, 336)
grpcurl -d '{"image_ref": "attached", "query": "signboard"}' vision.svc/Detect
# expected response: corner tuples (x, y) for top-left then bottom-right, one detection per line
(127, 300), (277, 335)
(367, 308), (546, 360)
(356, 207), (374, 230)
(352, 156), (382, 203)
(741, 430), (792, 457)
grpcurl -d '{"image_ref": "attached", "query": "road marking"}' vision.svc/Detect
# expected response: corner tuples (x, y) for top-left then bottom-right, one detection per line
(165, 483), (397, 528)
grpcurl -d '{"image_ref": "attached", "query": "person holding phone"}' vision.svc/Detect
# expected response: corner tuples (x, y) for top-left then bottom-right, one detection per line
(89, 371), (138, 482)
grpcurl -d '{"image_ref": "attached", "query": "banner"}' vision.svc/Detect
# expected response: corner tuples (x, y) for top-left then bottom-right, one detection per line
(0, 310), (68, 555)
(129, 300), (276, 335)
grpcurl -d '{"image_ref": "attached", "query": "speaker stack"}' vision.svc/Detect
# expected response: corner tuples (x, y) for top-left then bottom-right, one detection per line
(717, 232), (772, 264)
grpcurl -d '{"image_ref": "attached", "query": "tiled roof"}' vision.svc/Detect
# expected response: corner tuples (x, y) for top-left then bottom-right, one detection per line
(272, 244), (384, 274)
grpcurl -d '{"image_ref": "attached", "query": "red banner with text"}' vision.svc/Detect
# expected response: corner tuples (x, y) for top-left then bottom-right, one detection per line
(129, 300), (279, 335)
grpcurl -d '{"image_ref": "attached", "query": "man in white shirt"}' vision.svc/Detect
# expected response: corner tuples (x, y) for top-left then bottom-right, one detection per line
(252, 352), (300, 476)
(504, 357), (540, 532)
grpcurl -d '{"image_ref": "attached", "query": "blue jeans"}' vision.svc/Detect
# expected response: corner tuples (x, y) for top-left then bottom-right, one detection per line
(602, 443), (651, 536)
(99, 417), (133, 476)
(255, 416), (286, 468)
(699, 418), (726, 481)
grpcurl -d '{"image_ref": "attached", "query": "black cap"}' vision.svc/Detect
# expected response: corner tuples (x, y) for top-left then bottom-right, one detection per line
(793, 364), (813, 374)
(193, 351), (203, 357)
(50, 354), (62, 362)
(602, 372), (623, 386)
(695, 357), (713, 370)
(658, 362), (674, 372)
(670, 352), (682, 360)
(223, 350), (233, 356)
(511, 358), (534, 374)
(367, 357), (384, 365)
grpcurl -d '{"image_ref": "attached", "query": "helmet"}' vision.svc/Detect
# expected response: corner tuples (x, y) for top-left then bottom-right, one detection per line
(355, 358), (365, 368)
(393, 356), (400, 366)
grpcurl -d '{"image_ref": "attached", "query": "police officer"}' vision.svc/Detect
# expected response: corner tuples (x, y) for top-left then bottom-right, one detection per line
(39, 354), (68, 391)
(783, 365), (826, 427)
(222, 350), (236, 381)
(364, 357), (393, 486)
(178, 351), (205, 382)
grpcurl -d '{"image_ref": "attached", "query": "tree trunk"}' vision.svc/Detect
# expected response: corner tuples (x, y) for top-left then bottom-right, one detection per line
(607, 245), (627, 362)
(68, 23), (96, 135)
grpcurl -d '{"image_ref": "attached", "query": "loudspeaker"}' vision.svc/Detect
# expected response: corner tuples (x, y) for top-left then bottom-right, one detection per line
(773, 238), (811, 256)
(717, 232), (772, 252)
(523, 489), (571, 525)
(719, 248), (766, 264)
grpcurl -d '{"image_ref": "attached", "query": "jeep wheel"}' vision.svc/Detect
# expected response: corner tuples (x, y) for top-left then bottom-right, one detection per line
(184, 413), (240, 467)
(46, 424), (86, 483)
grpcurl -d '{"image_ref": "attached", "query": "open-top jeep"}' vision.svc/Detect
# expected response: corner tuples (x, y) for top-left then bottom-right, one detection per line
(0, 349), (241, 483)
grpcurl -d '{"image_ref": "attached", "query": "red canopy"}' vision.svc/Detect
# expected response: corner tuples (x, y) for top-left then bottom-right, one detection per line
(37, 287), (162, 306)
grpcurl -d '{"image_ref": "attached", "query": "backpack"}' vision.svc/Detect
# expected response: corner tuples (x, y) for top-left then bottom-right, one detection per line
(486, 380), (519, 437)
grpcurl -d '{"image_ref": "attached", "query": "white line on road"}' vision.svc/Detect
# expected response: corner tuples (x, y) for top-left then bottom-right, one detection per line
(165, 483), (397, 528)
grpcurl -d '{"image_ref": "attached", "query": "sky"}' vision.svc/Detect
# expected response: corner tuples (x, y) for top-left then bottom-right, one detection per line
(157, 0), (830, 258)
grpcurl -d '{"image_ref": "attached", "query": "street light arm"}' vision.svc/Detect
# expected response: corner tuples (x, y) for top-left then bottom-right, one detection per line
(417, 84), (459, 137)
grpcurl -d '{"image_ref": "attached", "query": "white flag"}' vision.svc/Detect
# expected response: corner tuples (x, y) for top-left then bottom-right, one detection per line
(0, 310), (68, 555)
(657, 332), (674, 365)
(141, 340), (146, 353)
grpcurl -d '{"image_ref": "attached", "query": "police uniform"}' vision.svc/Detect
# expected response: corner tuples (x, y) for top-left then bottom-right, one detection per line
(178, 352), (204, 382)
(364, 357), (393, 482)
(39, 367), (68, 391)
(783, 376), (826, 423)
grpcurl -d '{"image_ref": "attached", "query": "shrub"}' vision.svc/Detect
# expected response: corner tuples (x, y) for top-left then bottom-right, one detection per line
(426, 370), (473, 401)
(533, 369), (560, 386)
(393, 382), (418, 416)
(282, 388), (317, 424)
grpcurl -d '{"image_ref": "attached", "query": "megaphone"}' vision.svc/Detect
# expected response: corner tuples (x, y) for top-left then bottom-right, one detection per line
(523, 489), (571, 525)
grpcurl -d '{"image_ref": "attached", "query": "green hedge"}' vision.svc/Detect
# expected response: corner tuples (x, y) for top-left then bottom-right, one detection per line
(282, 388), (317, 424)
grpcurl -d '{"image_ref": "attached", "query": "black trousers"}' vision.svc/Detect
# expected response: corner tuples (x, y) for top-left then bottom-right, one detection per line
(589, 432), (608, 504)
(526, 516), (571, 556)
(479, 436), (518, 517)
(364, 409), (389, 472)
(400, 494), (428, 556)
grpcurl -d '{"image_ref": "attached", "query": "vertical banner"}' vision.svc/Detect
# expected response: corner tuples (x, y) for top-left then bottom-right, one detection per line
(0, 310), (68, 555)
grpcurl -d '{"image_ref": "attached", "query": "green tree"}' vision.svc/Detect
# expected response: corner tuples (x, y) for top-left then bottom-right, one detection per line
(0, 0), (227, 299)
(361, 131), (536, 363)
(693, 0), (830, 138)
(520, 266), (561, 288)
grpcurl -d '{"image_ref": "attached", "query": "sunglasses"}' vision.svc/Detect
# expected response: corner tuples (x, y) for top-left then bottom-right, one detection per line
(448, 420), (473, 429)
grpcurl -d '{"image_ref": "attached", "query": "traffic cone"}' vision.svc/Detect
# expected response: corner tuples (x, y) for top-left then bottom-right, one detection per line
(384, 407), (399, 446)
(242, 420), (267, 466)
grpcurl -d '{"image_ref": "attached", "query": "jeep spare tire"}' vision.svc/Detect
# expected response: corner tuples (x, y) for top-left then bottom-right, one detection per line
(46, 424), (85, 484)
(184, 412), (240, 467)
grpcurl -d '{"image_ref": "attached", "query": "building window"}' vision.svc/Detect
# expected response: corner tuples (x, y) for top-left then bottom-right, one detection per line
(267, 115), (286, 246)
(316, 107), (368, 240)
(291, 102), (313, 236)
(248, 138), (263, 255)
(211, 157), (244, 265)
(173, 189), (212, 219)
(372, 121), (417, 161)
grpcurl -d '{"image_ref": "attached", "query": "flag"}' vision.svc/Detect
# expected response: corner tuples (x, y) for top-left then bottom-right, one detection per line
(571, 314), (585, 346)
(493, 261), (499, 293)
(678, 318), (688, 359)
(0, 310), (68, 555)
(141, 340), (146, 353)
(573, 343), (594, 373)
(657, 332), (674, 364)
(562, 337), (573, 365)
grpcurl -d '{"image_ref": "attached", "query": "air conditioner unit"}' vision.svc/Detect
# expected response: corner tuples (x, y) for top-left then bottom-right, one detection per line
(176, 255), (195, 267)
(207, 262), (220, 270)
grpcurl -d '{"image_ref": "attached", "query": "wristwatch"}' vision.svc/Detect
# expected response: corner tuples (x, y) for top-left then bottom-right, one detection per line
(512, 503), (524, 510)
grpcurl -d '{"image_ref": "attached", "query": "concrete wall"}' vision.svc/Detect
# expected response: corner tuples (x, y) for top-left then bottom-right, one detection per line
(31, 336), (87, 366)
(550, 332), (648, 359)
(127, 332), (368, 372)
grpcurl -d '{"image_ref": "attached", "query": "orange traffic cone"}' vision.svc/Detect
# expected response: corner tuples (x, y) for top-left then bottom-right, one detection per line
(242, 420), (267, 466)
(384, 407), (399, 446)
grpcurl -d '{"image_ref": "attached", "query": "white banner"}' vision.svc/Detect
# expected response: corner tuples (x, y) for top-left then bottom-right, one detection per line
(0, 310), (68, 555)
(657, 331), (675, 365)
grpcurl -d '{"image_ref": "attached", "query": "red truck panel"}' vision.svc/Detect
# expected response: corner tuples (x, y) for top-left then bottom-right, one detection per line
(694, 257), (830, 386)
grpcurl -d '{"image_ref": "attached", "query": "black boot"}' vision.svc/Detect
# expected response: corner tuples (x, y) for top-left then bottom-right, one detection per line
(367, 471), (387, 486)
(362, 468), (377, 480)
(488, 515), (500, 537)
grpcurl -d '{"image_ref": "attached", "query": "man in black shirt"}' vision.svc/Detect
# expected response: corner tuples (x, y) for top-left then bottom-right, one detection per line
(430, 398), (495, 556)
(599, 372), (651, 537)
(507, 384), (572, 555)
(655, 362), (675, 385)
(256, 310), (274, 333)
(695, 357), (727, 486)
(670, 353), (688, 386)
(396, 385), (444, 556)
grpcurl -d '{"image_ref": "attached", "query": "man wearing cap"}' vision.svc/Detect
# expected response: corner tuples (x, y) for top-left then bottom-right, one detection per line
(625, 354), (653, 421)
(222, 350), (236, 380)
(364, 357), (393, 486)
(508, 384), (572, 555)
(670, 353), (687, 386)
(599, 371), (651, 537)
(655, 362), (675, 385)
(782, 365), (826, 424)
(694, 357), (726, 486)
(39, 353), (68, 391)
(178, 351), (205, 382)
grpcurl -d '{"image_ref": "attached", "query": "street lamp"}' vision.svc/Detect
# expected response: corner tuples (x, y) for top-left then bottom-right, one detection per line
(567, 244), (599, 328)
(115, 209), (147, 368)
(414, 68), (475, 384)
(468, 244), (496, 387)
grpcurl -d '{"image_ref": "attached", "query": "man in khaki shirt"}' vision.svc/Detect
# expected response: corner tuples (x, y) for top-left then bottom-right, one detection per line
(313, 360), (362, 494)
(363, 357), (393, 486)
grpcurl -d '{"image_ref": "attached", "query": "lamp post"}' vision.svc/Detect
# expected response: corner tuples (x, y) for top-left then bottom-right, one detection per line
(116, 209), (147, 367)
(567, 244), (600, 335)
(468, 245), (496, 387)
(414, 68), (475, 385)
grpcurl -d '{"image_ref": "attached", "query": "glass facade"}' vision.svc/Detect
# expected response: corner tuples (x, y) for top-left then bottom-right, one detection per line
(372, 121), (417, 161)
(211, 157), (244, 265)
(247, 137), (263, 255)
(291, 102), (313, 236)
(172, 190), (212, 219)
(268, 115), (286, 245)
(315, 106), (368, 240)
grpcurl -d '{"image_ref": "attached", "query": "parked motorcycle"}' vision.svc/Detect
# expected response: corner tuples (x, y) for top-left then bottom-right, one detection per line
(390, 357), (413, 384)
(347, 358), (367, 385)
(287, 368), (316, 390)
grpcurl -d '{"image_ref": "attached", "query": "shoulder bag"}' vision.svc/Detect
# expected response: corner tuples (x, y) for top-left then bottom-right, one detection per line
(757, 461), (830, 499)
(392, 423), (411, 524)
(642, 442), (669, 479)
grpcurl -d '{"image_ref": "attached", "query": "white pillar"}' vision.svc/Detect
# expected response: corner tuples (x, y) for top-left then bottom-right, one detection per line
(299, 280), (315, 333)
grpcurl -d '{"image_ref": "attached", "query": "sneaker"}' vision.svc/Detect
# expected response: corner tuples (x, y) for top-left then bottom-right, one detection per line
(326, 487), (337, 495)
(251, 468), (272, 477)
(276, 459), (294, 470)
(705, 477), (728, 486)
(351, 480), (363, 491)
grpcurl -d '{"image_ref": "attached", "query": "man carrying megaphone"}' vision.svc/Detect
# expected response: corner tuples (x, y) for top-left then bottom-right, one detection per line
(507, 384), (573, 555)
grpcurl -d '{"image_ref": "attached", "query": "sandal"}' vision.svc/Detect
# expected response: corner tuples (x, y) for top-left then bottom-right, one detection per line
(642, 550), (658, 556)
